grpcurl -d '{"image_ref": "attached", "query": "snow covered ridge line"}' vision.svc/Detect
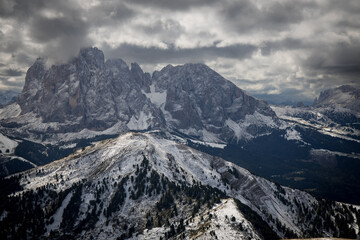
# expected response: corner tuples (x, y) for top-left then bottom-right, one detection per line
(4, 132), (359, 239)
(137, 198), (263, 240)
(271, 105), (360, 143)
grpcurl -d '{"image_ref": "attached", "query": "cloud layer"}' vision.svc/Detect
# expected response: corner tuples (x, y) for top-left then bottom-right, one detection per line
(0, 0), (359, 103)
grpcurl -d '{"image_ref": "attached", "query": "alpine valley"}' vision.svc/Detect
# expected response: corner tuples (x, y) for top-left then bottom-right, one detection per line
(0, 47), (360, 239)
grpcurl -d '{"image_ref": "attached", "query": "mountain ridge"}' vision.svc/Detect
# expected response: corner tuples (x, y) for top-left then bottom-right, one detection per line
(10, 47), (278, 143)
(1, 132), (359, 239)
(313, 85), (360, 112)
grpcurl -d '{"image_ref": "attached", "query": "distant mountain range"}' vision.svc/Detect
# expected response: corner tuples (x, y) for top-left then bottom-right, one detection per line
(0, 89), (19, 106)
(313, 85), (360, 111)
(0, 47), (360, 239)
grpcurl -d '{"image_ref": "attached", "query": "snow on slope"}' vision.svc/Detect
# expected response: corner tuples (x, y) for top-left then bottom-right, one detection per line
(284, 128), (302, 141)
(14, 132), (324, 238)
(142, 84), (167, 108)
(313, 85), (360, 114)
(126, 111), (152, 130)
(0, 133), (18, 154)
(138, 198), (262, 240)
(272, 105), (360, 143)
(0, 103), (21, 120)
(46, 192), (73, 234)
(187, 198), (261, 240)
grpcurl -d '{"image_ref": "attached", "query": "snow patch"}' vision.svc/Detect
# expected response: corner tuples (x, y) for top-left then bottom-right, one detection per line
(225, 119), (251, 140)
(46, 192), (73, 235)
(0, 133), (18, 154)
(59, 143), (77, 149)
(189, 139), (226, 149)
(187, 198), (261, 240)
(0, 210), (8, 222)
(142, 84), (167, 108)
(0, 103), (21, 120)
(284, 128), (302, 141)
(225, 111), (277, 141)
(127, 111), (152, 130)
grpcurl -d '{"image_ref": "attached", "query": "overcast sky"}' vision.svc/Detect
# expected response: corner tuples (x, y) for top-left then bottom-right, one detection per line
(0, 0), (359, 104)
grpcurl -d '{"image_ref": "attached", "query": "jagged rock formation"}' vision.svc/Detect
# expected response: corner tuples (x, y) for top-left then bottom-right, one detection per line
(150, 63), (277, 141)
(9, 47), (278, 143)
(17, 48), (164, 132)
(313, 85), (360, 112)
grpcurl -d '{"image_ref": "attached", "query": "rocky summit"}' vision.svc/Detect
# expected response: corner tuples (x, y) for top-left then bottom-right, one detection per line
(13, 47), (277, 143)
(313, 85), (360, 112)
(17, 48), (164, 132)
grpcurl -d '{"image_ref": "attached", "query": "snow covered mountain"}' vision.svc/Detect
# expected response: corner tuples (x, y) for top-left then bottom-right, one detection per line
(149, 63), (277, 142)
(272, 85), (360, 143)
(1, 132), (359, 239)
(0, 47), (278, 175)
(7, 47), (276, 143)
(17, 48), (164, 132)
(313, 85), (360, 112)
(266, 87), (360, 204)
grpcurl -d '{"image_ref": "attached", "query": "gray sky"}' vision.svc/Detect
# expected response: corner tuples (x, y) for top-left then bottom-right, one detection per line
(0, 0), (359, 104)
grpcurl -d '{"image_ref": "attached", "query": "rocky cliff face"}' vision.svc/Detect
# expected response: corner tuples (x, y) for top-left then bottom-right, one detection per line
(151, 63), (277, 141)
(17, 47), (165, 132)
(313, 85), (360, 112)
(13, 47), (278, 143)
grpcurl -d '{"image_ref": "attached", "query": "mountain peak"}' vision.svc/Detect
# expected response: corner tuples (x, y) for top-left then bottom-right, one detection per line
(105, 58), (129, 70)
(313, 85), (360, 112)
(3, 131), (359, 239)
(130, 62), (143, 73)
(13, 47), (277, 143)
(79, 46), (105, 70)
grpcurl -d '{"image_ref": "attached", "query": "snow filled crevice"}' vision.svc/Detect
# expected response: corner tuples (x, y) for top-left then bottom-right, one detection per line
(45, 192), (73, 235)
(126, 111), (152, 130)
(142, 84), (167, 108)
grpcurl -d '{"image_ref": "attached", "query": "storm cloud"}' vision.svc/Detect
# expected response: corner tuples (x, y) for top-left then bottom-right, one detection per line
(0, 0), (359, 102)
(103, 42), (257, 64)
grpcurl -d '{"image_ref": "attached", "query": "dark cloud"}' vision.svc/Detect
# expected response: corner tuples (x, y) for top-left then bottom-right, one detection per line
(321, 0), (360, 15)
(86, 1), (135, 26)
(260, 38), (305, 56)
(1, 68), (23, 77)
(103, 42), (257, 65)
(10, 53), (34, 66)
(0, 77), (24, 88)
(0, 0), (93, 65)
(125, 0), (217, 10)
(29, 16), (88, 43)
(0, 0), (14, 17)
(302, 38), (360, 78)
(138, 19), (183, 35)
(0, 29), (23, 53)
(136, 19), (184, 45)
(220, 1), (309, 33)
(0, 0), (359, 103)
